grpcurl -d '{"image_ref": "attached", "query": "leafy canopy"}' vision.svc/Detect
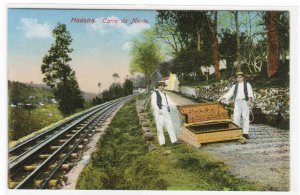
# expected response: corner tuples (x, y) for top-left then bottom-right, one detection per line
(41, 23), (84, 115)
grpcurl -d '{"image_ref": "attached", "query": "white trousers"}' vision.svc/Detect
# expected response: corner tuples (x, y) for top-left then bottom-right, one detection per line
(154, 108), (177, 145)
(233, 100), (250, 134)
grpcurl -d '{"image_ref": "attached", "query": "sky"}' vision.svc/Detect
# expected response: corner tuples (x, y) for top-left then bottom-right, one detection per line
(8, 9), (157, 93)
(7, 9), (279, 94)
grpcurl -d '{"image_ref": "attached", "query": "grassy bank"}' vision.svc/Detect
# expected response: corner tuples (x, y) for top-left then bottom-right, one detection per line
(8, 104), (64, 141)
(76, 99), (262, 191)
(8, 104), (92, 148)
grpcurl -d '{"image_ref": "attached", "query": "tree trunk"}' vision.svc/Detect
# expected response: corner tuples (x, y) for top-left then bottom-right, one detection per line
(196, 26), (201, 51)
(212, 11), (220, 80)
(266, 11), (279, 77)
(146, 75), (151, 93)
(235, 11), (242, 72)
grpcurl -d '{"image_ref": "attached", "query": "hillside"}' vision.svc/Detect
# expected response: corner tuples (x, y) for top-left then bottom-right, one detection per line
(8, 81), (54, 105)
(8, 80), (96, 141)
(8, 80), (97, 103)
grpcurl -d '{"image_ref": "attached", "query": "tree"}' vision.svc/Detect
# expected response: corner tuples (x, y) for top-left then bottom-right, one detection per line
(239, 12), (266, 74)
(41, 23), (84, 115)
(155, 11), (214, 83)
(130, 30), (163, 91)
(277, 12), (289, 62)
(109, 82), (123, 99)
(265, 11), (280, 77)
(154, 11), (185, 55)
(98, 82), (101, 94)
(112, 73), (120, 82)
(9, 81), (26, 105)
(234, 11), (242, 72)
(171, 49), (203, 83)
(158, 61), (171, 77)
(219, 29), (237, 69)
(155, 11), (210, 56)
(101, 89), (112, 102)
(218, 11), (268, 75)
(123, 79), (133, 95)
(207, 11), (220, 80)
(132, 75), (146, 89)
(243, 38), (267, 73)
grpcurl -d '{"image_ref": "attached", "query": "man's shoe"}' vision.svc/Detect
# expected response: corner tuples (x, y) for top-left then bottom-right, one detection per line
(243, 134), (250, 139)
(172, 140), (181, 144)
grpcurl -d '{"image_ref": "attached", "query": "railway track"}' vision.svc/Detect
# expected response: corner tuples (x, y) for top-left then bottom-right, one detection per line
(8, 94), (136, 189)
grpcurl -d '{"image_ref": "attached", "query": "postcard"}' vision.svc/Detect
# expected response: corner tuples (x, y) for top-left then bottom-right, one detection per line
(1, 1), (299, 195)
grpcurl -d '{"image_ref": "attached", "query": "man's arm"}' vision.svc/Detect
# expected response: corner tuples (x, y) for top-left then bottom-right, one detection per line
(247, 83), (254, 106)
(218, 85), (235, 102)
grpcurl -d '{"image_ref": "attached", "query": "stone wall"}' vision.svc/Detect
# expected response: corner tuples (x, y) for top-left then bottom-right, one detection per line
(178, 80), (289, 128)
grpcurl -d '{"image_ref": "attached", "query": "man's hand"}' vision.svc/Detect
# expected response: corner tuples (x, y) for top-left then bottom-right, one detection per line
(218, 97), (225, 102)
(248, 98), (253, 107)
(248, 101), (253, 107)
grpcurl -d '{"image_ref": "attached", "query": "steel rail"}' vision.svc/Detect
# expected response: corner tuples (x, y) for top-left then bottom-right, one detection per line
(9, 98), (125, 171)
(10, 94), (136, 189)
(15, 98), (120, 189)
(9, 99), (117, 155)
(38, 98), (125, 189)
(9, 96), (133, 174)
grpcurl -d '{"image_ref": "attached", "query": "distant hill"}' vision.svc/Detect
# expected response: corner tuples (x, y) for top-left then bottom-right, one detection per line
(24, 82), (51, 89)
(8, 80), (54, 105)
(23, 81), (98, 101)
(8, 80), (97, 103)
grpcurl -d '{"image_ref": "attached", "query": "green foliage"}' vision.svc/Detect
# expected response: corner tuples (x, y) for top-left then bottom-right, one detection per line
(219, 29), (238, 68)
(130, 30), (163, 87)
(8, 81), (64, 141)
(8, 81), (54, 105)
(277, 12), (289, 56)
(158, 61), (171, 77)
(155, 11), (211, 53)
(77, 98), (262, 191)
(101, 89), (112, 103)
(8, 104), (64, 141)
(250, 60), (289, 89)
(260, 11), (289, 61)
(108, 82), (124, 99)
(155, 10), (215, 84)
(171, 49), (210, 84)
(41, 23), (84, 115)
(124, 154), (168, 190)
(54, 77), (84, 115)
(77, 101), (151, 190)
(154, 10), (289, 86)
(123, 79), (134, 96)
(112, 73), (120, 82)
(92, 80), (133, 106)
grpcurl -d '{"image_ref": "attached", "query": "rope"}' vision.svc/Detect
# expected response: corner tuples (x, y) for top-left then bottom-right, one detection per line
(249, 107), (255, 122)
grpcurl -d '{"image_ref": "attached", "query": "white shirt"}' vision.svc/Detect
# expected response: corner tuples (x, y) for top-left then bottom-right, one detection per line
(222, 82), (253, 101)
(151, 90), (170, 112)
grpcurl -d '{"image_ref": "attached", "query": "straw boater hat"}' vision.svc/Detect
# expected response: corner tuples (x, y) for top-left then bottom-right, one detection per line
(236, 71), (244, 77)
(157, 80), (167, 87)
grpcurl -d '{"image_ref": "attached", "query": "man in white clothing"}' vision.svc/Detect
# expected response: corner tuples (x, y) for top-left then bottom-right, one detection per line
(218, 72), (253, 139)
(151, 81), (178, 146)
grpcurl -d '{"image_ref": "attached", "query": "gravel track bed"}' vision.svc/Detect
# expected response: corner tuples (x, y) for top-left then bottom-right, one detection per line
(165, 91), (290, 191)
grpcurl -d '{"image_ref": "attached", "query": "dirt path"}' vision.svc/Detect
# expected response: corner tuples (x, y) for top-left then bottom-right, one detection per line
(166, 91), (290, 191)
